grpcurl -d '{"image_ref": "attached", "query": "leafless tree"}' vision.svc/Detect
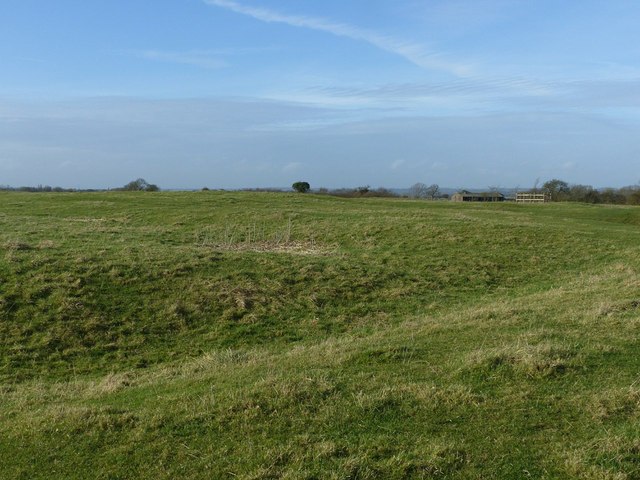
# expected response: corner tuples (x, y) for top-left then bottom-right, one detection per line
(425, 184), (440, 199)
(409, 182), (428, 198)
(410, 183), (439, 199)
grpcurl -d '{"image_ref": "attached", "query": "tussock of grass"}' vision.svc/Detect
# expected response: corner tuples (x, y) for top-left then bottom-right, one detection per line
(3, 240), (33, 251)
(40, 404), (139, 434)
(195, 219), (334, 255)
(591, 387), (640, 421)
(597, 299), (640, 317)
(206, 240), (333, 255)
(565, 435), (640, 480)
(464, 341), (583, 378)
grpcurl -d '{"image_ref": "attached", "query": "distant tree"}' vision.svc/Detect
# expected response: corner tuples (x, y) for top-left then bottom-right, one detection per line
(425, 183), (440, 200)
(629, 190), (640, 205)
(292, 181), (310, 193)
(410, 183), (439, 199)
(568, 184), (599, 203)
(542, 179), (570, 201)
(531, 177), (541, 193)
(409, 182), (428, 198)
(122, 178), (159, 192)
(599, 188), (626, 204)
(323, 187), (398, 198)
(371, 187), (398, 198)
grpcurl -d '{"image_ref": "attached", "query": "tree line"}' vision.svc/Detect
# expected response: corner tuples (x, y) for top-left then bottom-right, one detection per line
(532, 179), (640, 205)
(3, 177), (640, 205)
(0, 184), (82, 193)
(0, 178), (160, 193)
(292, 181), (434, 198)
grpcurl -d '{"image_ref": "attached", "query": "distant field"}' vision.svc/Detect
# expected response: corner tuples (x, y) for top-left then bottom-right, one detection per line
(1, 191), (639, 479)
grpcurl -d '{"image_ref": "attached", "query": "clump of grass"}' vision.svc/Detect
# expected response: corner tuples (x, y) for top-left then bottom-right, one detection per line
(37, 239), (56, 249)
(565, 435), (640, 479)
(464, 341), (583, 378)
(218, 374), (340, 425)
(3, 240), (32, 251)
(590, 387), (640, 422)
(407, 383), (485, 408)
(41, 404), (138, 434)
(89, 372), (135, 396)
(195, 218), (330, 254)
(597, 299), (640, 317)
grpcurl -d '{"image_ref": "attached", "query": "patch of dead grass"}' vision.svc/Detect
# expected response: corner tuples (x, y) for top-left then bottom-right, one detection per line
(590, 387), (640, 422)
(3, 240), (32, 251)
(564, 435), (640, 480)
(465, 341), (583, 378)
(205, 240), (335, 256)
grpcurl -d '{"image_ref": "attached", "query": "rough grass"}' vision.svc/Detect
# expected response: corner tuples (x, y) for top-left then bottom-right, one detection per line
(1, 191), (640, 478)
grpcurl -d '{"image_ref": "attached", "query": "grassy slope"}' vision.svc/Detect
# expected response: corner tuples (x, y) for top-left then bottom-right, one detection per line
(1, 191), (639, 479)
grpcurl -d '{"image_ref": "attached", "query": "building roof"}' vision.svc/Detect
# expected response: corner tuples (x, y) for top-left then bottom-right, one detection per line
(455, 191), (504, 197)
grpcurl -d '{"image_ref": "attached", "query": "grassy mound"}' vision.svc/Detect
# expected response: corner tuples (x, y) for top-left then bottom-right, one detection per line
(1, 192), (639, 478)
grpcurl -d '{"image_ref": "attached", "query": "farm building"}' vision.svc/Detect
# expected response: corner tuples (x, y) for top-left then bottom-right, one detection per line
(451, 190), (505, 202)
(516, 192), (550, 203)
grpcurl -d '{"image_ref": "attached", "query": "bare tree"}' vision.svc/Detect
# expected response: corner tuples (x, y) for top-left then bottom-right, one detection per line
(409, 182), (428, 198)
(542, 179), (570, 201)
(409, 183), (439, 199)
(532, 177), (540, 193)
(425, 184), (440, 199)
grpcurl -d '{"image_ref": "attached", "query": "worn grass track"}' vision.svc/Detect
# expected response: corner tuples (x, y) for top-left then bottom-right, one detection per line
(1, 191), (639, 479)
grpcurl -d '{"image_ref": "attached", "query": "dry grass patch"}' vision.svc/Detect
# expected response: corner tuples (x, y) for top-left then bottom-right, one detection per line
(195, 220), (337, 255)
(88, 372), (136, 396)
(465, 340), (583, 378)
(220, 374), (340, 423)
(41, 404), (138, 433)
(597, 299), (640, 317)
(407, 383), (485, 408)
(352, 383), (483, 414)
(2, 240), (32, 251)
(200, 239), (335, 256)
(240, 439), (468, 480)
(564, 435), (640, 480)
(36, 239), (56, 249)
(591, 387), (640, 422)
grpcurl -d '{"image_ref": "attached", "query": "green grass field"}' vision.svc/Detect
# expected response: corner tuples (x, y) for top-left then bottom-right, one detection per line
(1, 191), (639, 479)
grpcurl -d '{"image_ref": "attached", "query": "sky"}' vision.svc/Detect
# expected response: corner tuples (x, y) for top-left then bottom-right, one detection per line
(1, 0), (640, 190)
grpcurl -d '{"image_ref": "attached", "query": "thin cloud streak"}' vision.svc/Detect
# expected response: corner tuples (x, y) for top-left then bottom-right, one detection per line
(306, 77), (558, 100)
(135, 50), (228, 69)
(204, 0), (470, 76)
(269, 77), (640, 118)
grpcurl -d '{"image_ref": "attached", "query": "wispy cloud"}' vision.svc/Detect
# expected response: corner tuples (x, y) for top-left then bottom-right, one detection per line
(306, 76), (558, 100)
(269, 77), (640, 119)
(390, 159), (405, 170)
(134, 50), (228, 69)
(282, 161), (301, 173)
(203, 0), (470, 76)
(260, 76), (559, 115)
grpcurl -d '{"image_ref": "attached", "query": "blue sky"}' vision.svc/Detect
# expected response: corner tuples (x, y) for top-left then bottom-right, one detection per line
(1, 0), (640, 189)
